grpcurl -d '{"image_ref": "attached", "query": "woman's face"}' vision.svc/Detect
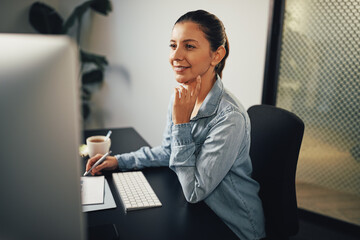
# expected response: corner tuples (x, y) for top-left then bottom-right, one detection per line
(169, 21), (215, 84)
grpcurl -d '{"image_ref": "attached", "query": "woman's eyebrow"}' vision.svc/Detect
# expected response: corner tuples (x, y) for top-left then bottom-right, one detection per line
(183, 39), (198, 43)
(170, 39), (198, 43)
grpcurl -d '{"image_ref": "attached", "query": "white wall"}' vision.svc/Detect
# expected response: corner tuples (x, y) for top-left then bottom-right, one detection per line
(0, 0), (270, 147)
(84, 0), (270, 147)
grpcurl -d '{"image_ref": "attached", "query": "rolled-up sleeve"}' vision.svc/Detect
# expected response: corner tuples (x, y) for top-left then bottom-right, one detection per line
(116, 145), (170, 170)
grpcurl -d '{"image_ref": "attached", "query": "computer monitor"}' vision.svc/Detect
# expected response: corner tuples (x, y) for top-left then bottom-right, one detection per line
(0, 34), (86, 239)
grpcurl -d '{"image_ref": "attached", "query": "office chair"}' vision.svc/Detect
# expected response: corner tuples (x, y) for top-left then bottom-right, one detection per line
(247, 104), (304, 240)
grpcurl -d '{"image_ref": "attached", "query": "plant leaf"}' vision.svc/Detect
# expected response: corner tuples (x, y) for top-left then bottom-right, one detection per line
(29, 2), (64, 34)
(81, 87), (92, 101)
(81, 50), (108, 70)
(82, 69), (104, 85)
(82, 102), (91, 119)
(90, 0), (113, 15)
(63, 1), (92, 33)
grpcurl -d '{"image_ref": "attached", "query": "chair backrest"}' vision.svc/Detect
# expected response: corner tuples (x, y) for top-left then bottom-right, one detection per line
(247, 105), (304, 239)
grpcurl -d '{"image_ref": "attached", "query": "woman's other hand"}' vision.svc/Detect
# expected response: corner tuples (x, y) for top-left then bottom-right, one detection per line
(172, 75), (201, 124)
(85, 154), (119, 175)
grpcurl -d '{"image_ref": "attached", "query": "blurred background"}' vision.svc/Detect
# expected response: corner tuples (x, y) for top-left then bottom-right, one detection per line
(0, 0), (269, 147)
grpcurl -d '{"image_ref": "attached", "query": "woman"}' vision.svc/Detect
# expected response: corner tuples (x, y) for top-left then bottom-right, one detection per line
(86, 10), (266, 240)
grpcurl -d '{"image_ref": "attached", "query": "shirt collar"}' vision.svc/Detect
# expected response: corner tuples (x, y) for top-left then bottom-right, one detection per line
(192, 75), (224, 120)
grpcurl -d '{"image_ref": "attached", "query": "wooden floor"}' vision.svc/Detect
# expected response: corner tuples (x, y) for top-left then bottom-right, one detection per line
(296, 181), (360, 226)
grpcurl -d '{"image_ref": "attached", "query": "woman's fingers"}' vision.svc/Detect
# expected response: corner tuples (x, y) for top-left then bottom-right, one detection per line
(174, 76), (201, 105)
(93, 161), (107, 175)
(174, 87), (181, 103)
(91, 156), (119, 175)
(86, 155), (119, 176)
(86, 154), (103, 171)
(176, 85), (188, 99)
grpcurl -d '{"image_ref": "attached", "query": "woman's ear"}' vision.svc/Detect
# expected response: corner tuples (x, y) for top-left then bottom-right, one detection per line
(211, 46), (226, 67)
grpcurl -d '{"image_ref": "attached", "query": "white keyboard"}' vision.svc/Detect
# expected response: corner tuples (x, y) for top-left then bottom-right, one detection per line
(112, 171), (162, 212)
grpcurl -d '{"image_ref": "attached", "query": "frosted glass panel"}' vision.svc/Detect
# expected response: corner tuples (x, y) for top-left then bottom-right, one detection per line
(276, 0), (360, 197)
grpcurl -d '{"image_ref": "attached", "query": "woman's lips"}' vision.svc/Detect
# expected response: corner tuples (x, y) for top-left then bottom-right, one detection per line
(174, 66), (190, 72)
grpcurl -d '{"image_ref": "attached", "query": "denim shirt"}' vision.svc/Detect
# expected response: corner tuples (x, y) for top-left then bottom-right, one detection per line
(115, 76), (266, 240)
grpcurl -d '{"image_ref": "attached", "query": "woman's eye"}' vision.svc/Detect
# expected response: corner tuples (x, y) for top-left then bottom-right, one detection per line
(169, 44), (176, 49)
(186, 44), (195, 49)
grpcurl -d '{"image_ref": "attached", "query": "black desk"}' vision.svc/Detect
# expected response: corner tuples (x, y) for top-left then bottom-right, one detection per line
(84, 128), (238, 240)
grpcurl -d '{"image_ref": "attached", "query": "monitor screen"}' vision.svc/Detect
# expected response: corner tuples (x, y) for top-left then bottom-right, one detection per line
(0, 34), (86, 239)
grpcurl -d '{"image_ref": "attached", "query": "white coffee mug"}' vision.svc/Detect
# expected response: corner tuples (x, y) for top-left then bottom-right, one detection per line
(86, 135), (111, 158)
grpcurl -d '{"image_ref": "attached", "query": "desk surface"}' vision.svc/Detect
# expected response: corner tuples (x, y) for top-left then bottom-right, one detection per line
(84, 128), (238, 240)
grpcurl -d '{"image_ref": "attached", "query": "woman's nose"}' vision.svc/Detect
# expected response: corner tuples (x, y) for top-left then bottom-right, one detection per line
(170, 47), (184, 61)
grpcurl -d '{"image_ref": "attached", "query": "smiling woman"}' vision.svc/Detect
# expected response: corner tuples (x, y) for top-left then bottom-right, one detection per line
(86, 9), (266, 240)
(169, 12), (228, 124)
(169, 22), (217, 85)
(172, 10), (229, 78)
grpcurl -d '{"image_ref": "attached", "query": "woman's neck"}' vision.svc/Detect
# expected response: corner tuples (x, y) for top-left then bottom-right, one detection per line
(188, 71), (217, 119)
(197, 71), (216, 104)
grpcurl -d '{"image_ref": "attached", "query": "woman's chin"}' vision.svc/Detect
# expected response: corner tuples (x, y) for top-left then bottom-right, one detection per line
(175, 75), (196, 84)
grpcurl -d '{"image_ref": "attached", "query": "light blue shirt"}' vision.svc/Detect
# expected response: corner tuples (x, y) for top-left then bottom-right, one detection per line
(115, 76), (266, 239)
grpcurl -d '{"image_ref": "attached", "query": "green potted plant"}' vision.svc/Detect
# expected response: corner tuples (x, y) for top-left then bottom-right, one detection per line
(28, 0), (112, 119)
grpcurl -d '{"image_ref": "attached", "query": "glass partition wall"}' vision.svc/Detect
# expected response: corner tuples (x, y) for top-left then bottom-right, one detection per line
(273, 0), (359, 225)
